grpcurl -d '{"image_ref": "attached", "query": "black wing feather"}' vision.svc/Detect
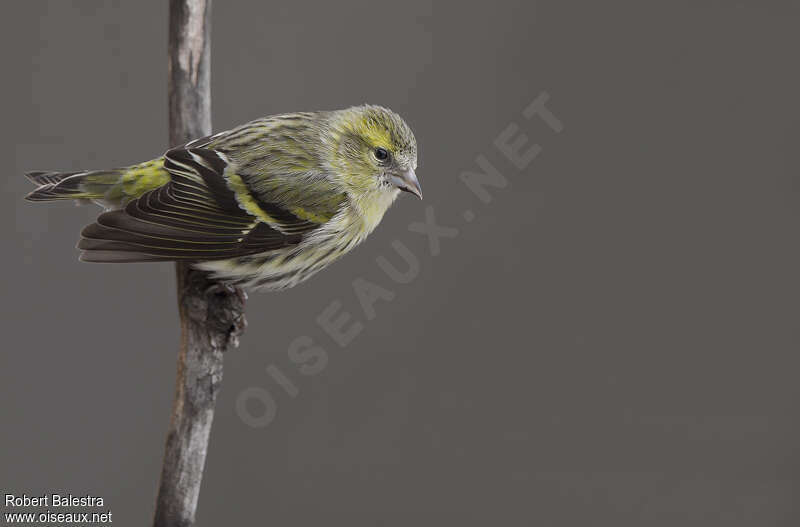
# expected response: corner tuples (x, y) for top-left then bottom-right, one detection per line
(78, 146), (314, 263)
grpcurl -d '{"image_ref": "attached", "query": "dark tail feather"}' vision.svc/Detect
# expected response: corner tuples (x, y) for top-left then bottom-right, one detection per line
(25, 171), (90, 202)
(24, 171), (85, 201)
(24, 169), (123, 203)
(25, 171), (80, 186)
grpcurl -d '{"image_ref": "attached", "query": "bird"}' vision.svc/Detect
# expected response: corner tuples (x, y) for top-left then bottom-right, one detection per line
(25, 105), (421, 291)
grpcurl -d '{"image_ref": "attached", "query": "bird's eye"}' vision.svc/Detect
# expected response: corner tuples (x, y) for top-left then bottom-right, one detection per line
(374, 147), (390, 162)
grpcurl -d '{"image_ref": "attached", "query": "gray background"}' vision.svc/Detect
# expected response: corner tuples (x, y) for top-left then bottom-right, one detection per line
(2, 1), (799, 525)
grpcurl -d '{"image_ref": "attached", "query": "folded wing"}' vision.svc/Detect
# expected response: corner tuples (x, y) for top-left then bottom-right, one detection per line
(78, 146), (311, 263)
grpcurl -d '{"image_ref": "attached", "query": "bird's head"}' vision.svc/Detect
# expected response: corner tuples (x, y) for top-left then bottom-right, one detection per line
(326, 105), (421, 204)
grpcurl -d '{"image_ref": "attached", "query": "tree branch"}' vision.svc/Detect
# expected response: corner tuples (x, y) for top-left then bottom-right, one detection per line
(153, 2), (246, 525)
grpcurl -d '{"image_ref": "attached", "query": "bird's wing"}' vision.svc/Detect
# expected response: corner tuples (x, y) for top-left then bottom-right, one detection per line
(78, 146), (321, 263)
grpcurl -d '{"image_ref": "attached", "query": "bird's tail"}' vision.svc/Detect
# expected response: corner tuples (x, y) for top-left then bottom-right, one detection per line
(24, 158), (168, 207)
(24, 169), (126, 204)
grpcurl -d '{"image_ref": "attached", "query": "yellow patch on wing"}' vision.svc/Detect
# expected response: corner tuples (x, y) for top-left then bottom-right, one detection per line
(290, 206), (329, 224)
(225, 171), (279, 224)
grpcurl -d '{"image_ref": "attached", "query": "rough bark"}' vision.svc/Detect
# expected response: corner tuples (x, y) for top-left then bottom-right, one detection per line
(153, 1), (246, 525)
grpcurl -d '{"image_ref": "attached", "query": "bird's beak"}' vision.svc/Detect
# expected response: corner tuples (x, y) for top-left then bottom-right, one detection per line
(390, 168), (423, 199)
